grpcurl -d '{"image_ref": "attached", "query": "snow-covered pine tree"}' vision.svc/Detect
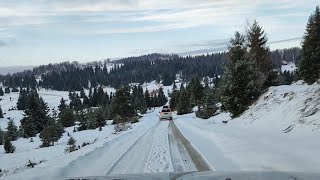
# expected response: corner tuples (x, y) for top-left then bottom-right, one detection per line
(65, 137), (77, 153)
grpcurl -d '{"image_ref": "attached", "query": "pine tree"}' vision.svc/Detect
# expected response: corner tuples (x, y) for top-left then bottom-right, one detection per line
(58, 108), (75, 127)
(111, 86), (135, 124)
(0, 106), (3, 118)
(228, 31), (247, 63)
(196, 88), (217, 119)
(73, 93), (83, 110)
(0, 127), (4, 145)
(103, 90), (110, 105)
(80, 88), (86, 98)
(157, 87), (167, 107)
(95, 107), (106, 127)
(220, 31), (263, 117)
(17, 89), (28, 110)
(144, 89), (151, 108)
(77, 109), (87, 131)
(221, 60), (262, 117)
(39, 119), (64, 147)
(90, 88), (99, 107)
(247, 20), (273, 86)
(86, 108), (97, 129)
(20, 90), (50, 137)
(298, 6), (320, 84)
(88, 88), (92, 98)
(0, 88), (4, 96)
(169, 90), (179, 110)
(177, 89), (191, 115)
(58, 98), (67, 112)
(4, 87), (10, 94)
(189, 75), (204, 106)
(3, 133), (15, 153)
(83, 96), (90, 107)
(6, 120), (18, 141)
(65, 137), (77, 153)
(97, 86), (105, 106)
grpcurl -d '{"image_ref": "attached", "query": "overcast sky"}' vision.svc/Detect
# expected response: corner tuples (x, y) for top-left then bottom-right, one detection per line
(0, 0), (318, 66)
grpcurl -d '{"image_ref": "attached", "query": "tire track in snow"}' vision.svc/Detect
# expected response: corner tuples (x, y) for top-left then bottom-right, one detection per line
(106, 120), (165, 174)
(144, 121), (172, 173)
(169, 121), (212, 172)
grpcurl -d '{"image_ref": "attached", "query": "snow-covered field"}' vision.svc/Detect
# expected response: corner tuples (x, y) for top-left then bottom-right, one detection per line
(175, 82), (320, 172)
(281, 62), (296, 72)
(2, 81), (320, 179)
(1, 109), (160, 180)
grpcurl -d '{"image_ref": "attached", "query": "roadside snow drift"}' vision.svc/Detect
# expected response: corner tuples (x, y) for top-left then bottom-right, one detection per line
(175, 82), (320, 172)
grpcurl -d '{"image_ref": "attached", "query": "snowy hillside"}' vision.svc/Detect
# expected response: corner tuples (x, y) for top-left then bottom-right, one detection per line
(175, 82), (320, 171)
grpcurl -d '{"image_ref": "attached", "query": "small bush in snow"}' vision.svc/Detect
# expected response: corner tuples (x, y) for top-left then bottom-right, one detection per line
(196, 105), (218, 119)
(114, 123), (132, 132)
(65, 137), (77, 153)
(81, 138), (98, 148)
(131, 116), (139, 124)
(3, 133), (15, 153)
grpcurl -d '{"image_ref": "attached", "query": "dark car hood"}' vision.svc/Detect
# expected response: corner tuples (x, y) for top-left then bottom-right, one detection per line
(68, 171), (320, 180)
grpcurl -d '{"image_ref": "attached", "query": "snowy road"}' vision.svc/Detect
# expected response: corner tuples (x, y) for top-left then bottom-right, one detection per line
(107, 120), (211, 175)
(4, 110), (211, 180)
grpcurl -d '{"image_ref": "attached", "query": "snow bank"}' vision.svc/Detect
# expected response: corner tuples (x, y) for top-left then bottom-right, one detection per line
(175, 83), (320, 172)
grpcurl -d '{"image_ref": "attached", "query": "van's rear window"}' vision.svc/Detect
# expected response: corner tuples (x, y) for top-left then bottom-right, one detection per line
(162, 109), (171, 112)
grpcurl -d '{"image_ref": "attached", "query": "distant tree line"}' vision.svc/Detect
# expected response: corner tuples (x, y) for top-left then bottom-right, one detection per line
(0, 83), (168, 153)
(0, 47), (301, 91)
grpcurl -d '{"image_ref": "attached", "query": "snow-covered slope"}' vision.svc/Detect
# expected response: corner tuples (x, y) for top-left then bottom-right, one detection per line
(175, 82), (320, 172)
